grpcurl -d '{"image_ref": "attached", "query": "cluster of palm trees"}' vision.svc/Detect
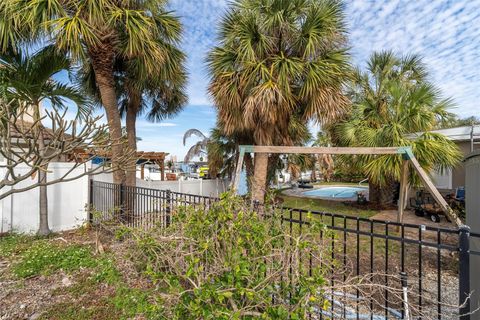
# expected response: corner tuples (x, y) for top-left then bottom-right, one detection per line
(1, 0), (462, 211)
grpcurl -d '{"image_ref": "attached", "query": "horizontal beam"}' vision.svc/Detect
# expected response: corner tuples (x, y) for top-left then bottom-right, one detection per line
(241, 145), (406, 155)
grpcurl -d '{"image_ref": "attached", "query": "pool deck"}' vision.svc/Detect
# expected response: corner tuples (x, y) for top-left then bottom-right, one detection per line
(282, 184), (369, 202)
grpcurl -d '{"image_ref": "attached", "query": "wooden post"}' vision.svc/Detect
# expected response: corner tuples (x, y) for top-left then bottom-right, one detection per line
(408, 154), (461, 226)
(160, 160), (165, 181)
(397, 159), (409, 225)
(233, 145), (457, 225)
(140, 164), (145, 180)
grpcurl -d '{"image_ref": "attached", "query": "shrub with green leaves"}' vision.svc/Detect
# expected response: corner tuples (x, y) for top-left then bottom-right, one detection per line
(127, 193), (333, 319)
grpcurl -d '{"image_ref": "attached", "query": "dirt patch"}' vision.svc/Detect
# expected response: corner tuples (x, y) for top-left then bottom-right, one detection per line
(371, 210), (456, 229)
(0, 230), (151, 320)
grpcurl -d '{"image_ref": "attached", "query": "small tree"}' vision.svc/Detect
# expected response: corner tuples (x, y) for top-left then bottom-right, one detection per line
(0, 102), (134, 234)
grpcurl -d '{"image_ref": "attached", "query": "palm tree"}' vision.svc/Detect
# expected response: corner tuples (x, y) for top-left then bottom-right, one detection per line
(183, 129), (210, 163)
(331, 51), (462, 206)
(1, 0), (181, 184)
(80, 43), (187, 187)
(0, 46), (86, 235)
(207, 0), (350, 203)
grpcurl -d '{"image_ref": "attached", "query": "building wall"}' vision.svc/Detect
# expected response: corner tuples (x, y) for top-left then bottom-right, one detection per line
(452, 141), (480, 189)
(0, 162), (90, 234)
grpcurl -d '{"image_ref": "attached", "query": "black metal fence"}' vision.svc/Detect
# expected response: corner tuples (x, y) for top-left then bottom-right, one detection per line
(89, 180), (480, 320)
(89, 180), (217, 229)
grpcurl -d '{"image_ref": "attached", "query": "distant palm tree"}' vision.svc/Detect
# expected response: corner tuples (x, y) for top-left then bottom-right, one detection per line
(332, 51), (462, 206)
(183, 129), (209, 163)
(207, 0), (350, 203)
(0, 46), (86, 235)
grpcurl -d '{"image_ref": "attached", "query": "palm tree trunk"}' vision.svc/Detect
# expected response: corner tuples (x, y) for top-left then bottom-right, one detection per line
(125, 91), (140, 187)
(124, 92), (140, 222)
(88, 44), (125, 185)
(252, 153), (269, 204)
(369, 178), (398, 208)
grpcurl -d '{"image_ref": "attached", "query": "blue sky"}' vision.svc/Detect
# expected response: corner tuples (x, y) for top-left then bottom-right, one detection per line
(75, 1), (480, 159)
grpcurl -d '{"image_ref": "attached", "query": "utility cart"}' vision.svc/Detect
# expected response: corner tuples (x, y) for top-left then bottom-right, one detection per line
(409, 190), (446, 223)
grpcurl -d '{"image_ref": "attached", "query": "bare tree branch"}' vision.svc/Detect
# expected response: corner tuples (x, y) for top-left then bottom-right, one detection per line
(0, 101), (135, 200)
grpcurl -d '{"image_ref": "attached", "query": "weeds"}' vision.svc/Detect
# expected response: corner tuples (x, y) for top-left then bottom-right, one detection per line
(12, 241), (97, 278)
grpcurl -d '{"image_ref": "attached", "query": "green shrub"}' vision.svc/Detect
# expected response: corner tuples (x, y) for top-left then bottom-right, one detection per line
(127, 193), (332, 319)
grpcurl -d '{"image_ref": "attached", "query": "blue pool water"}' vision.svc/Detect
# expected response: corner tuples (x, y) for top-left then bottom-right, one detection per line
(303, 186), (368, 199)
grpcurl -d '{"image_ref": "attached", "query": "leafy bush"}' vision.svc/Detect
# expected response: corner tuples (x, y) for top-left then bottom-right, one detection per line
(127, 193), (332, 319)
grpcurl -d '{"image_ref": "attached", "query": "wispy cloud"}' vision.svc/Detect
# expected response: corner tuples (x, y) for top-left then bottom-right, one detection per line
(158, 122), (178, 127)
(169, 0), (480, 118)
(61, 1), (480, 158)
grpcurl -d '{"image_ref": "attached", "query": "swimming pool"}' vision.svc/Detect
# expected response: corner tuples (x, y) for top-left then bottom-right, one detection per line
(303, 186), (368, 199)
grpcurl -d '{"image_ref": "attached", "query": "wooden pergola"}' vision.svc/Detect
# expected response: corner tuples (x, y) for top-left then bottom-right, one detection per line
(233, 145), (461, 227)
(136, 152), (168, 181)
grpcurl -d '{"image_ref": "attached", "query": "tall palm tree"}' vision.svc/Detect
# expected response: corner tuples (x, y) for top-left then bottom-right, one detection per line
(1, 0), (181, 184)
(331, 51), (462, 206)
(81, 43), (187, 187)
(0, 45), (86, 235)
(183, 129), (209, 163)
(207, 0), (350, 203)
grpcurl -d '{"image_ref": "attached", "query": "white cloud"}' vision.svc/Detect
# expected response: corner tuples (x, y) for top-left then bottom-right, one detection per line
(158, 122), (178, 127)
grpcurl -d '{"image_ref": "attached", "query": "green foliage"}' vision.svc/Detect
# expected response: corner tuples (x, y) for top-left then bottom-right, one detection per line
(0, 234), (36, 257)
(331, 51), (462, 187)
(92, 256), (122, 284)
(12, 241), (98, 278)
(9, 238), (119, 282)
(109, 286), (160, 320)
(127, 193), (331, 319)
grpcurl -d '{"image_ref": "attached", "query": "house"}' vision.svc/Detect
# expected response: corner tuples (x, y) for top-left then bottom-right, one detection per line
(428, 125), (480, 190)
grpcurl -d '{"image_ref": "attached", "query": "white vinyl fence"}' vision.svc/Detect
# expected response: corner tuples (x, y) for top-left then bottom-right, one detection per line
(0, 162), (90, 234)
(93, 173), (229, 198)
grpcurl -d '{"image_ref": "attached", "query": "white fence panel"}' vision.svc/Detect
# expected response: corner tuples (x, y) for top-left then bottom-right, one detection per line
(0, 162), (90, 234)
(93, 174), (229, 197)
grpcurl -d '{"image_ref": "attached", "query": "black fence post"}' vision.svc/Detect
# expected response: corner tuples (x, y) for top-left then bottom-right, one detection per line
(120, 183), (126, 223)
(166, 189), (171, 227)
(88, 179), (94, 223)
(459, 225), (471, 320)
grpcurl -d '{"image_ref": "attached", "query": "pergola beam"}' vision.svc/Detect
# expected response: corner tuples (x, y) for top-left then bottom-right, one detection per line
(247, 146), (402, 155)
(233, 145), (461, 227)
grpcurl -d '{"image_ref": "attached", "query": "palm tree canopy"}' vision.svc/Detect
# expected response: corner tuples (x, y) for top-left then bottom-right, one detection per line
(79, 38), (188, 122)
(0, 45), (87, 114)
(331, 51), (462, 186)
(183, 129), (208, 146)
(207, 0), (350, 145)
(0, 0), (180, 75)
(183, 129), (209, 163)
